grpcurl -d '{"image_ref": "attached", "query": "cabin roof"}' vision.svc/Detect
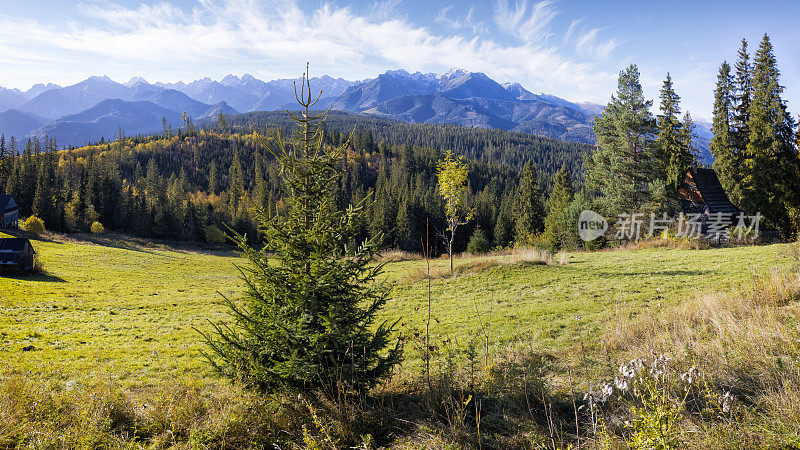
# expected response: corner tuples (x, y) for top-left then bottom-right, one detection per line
(0, 195), (18, 214)
(681, 168), (741, 215)
(0, 238), (34, 265)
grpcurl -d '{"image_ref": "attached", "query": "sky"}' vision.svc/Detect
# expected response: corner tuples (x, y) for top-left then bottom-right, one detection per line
(1, 0), (799, 120)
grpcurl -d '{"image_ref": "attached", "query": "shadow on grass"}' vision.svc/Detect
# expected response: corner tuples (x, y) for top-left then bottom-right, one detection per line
(1, 271), (66, 282)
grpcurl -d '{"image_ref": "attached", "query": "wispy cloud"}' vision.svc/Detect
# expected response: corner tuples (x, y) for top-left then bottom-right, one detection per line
(561, 18), (619, 61)
(493, 0), (559, 43)
(435, 5), (487, 35)
(0, 0), (617, 103)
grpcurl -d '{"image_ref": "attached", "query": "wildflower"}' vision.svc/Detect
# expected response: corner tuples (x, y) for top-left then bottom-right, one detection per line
(615, 376), (629, 391)
(680, 366), (699, 384)
(650, 353), (671, 376)
(602, 383), (614, 399)
(721, 391), (733, 414)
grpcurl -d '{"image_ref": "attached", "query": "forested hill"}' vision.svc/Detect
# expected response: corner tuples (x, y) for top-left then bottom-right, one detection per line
(219, 110), (591, 176)
(2, 114), (590, 253)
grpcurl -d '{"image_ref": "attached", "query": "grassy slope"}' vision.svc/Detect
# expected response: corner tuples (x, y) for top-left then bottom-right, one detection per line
(0, 234), (794, 387)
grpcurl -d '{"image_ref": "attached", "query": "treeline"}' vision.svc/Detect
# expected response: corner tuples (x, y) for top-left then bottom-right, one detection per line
(710, 35), (800, 234)
(0, 116), (588, 254)
(580, 34), (799, 240)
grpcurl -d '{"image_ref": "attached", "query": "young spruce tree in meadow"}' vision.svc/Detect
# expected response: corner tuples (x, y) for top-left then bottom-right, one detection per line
(200, 66), (402, 396)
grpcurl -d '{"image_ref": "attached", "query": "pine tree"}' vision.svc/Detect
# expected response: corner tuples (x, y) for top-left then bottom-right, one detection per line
(208, 160), (218, 194)
(199, 66), (402, 395)
(732, 39), (752, 159)
(710, 61), (741, 204)
(680, 112), (697, 168)
(742, 34), (800, 235)
(587, 65), (657, 214)
(32, 157), (51, 222)
(656, 73), (693, 192)
(513, 160), (545, 242)
(542, 165), (576, 251)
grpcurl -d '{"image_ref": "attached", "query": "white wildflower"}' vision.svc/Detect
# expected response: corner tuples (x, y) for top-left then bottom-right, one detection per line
(721, 391), (733, 414)
(615, 376), (629, 391)
(680, 366), (699, 384)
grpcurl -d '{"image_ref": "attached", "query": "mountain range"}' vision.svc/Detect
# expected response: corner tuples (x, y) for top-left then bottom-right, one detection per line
(0, 69), (712, 161)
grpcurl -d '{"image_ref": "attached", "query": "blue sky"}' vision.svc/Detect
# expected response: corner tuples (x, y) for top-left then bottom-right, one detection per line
(1, 0), (798, 119)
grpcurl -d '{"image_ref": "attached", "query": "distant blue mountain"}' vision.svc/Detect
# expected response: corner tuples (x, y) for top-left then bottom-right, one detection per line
(33, 99), (183, 147)
(18, 76), (130, 119)
(0, 70), (714, 157)
(0, 110), (47, 142)
(329, 68), (601, 143)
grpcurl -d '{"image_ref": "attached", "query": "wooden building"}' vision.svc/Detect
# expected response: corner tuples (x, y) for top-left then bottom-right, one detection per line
(0, 195), (19, 229)
(678, 168), (741, 221)
(0, 238), (36, 275)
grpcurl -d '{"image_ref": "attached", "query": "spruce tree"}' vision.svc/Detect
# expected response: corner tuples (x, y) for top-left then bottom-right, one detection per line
(199, 66), (402, 395)
(742, 34), (800, 235)
(710, 61), (741, 204)
(656, 73), (693, 191)
(542, 165), (576, 251)
(513, 160), (545, 242)
(587, 64), (657, 214)
(732, 39), (752, 159)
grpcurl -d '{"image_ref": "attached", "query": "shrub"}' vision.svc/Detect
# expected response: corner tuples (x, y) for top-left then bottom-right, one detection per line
(22, 216), (45, 234)
(584, 236), (606, 251)
(466, 227), (491, 254)
(204, 225), (227, 244)
(90, 221), (105, 234)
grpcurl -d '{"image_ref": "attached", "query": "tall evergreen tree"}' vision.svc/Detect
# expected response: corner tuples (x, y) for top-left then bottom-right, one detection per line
(587, 65), (658, 214)
(542, 165), (576, 251)
(732, 39), (752, 158)
(513, 160), (545, 241)
(710, 61), (741, 204)
(656, 73), (693, 191)
(199, 67), (402, 395)
(742, 34), (800, 235)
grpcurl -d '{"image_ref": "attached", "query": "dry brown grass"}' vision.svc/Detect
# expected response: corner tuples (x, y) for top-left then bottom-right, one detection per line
(599, 267), (800, 447)
(613, 237), (710, 251)
(376, 249), (424, 262)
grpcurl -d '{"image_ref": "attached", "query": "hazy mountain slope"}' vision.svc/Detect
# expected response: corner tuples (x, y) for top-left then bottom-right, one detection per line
(18, 76), (130, 119)
(34, 99), (181, 147)
(0, 88), (28, 112)
(123, 84), (215, 118)
(198, 101), (238, 120)
(23, 83), (61, 99)
(0, 110), (48, 141)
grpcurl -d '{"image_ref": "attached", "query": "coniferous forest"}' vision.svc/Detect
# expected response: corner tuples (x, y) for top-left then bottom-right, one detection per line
(0, 111), (589, 254)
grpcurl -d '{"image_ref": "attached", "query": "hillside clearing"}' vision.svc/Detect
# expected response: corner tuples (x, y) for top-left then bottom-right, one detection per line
(0, 234), (793, 386)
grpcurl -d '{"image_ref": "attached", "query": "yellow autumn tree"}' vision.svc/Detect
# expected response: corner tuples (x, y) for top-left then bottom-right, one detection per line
(437, 150), (473, 273)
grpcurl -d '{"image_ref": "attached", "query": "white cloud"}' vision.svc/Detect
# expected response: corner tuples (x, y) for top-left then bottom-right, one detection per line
(493, 0), (559, 44)
(0, 0), (618, 104)
(560, 17), (619, 61)
(435, 5), (487, 35)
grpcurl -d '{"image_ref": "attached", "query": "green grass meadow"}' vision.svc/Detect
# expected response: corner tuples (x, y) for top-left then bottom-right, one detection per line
(1, 233), (794, 387)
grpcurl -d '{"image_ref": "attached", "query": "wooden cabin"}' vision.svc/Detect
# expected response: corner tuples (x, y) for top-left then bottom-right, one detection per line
(0, 195), (19, 229)
(0, 238), (36, 275)
(678, 168), (741, 221)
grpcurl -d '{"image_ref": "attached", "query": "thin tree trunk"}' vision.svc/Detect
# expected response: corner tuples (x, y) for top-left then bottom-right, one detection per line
(449, 232), (454, 273)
